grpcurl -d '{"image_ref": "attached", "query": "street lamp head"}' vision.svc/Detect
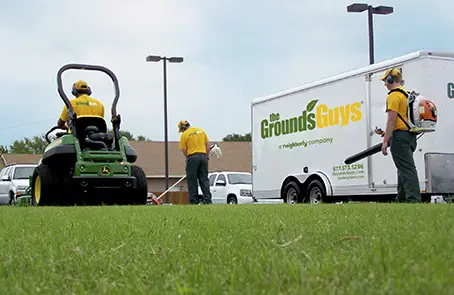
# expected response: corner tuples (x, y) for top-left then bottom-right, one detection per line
(168, 57), (184, 63)
(347, 3), (369, 13)
(146, 55), (162, 62)
(373, 5), (393, 15)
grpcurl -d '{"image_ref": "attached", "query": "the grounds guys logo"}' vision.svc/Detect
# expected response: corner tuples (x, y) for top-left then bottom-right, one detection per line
(448, 82), (454, 99)
(260, 99), (363, 139)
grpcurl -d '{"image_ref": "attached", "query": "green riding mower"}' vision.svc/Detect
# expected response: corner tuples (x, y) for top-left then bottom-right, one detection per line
(29, 63), (148, 206)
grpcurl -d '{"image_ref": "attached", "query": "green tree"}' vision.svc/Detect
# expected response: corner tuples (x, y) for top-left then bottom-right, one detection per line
(107, 130), (134, 140)
(108, 130), (150, 141)
(135, 135), (152, 141)
(4, 129), (149, 155)
(9, 135), (48, 154)
(0, 145), (9, 154)
(222, 132), (251, 142)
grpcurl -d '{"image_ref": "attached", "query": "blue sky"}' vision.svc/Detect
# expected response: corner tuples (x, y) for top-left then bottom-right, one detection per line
(0, 0), (452, 146)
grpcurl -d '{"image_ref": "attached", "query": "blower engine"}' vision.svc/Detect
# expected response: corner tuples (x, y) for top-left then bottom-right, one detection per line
(405, 91), (438, 133)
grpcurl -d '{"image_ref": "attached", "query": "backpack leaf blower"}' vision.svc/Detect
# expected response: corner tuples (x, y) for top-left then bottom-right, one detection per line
(344, 90), (438, 165)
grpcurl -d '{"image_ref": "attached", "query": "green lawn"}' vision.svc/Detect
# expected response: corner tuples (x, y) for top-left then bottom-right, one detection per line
(1, 203), (453, 295)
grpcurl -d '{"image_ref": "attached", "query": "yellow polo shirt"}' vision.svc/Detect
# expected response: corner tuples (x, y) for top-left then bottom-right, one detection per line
(60, 94), (105, 121)
(179, 127), (209, 156)
(386, 86), (409, 131)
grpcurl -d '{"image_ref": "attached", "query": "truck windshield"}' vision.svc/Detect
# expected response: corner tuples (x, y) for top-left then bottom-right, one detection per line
(13, 167), (35, 180)
(227, 174), (252, 185)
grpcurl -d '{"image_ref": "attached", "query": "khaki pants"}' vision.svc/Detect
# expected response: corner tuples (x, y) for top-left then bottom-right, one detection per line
(390, 130), (421, 203)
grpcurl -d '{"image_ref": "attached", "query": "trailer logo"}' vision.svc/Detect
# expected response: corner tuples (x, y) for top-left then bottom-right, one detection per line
(100, 166), (111, 175)
(260, 99), (363, 139)
(448, 82), (454, 99)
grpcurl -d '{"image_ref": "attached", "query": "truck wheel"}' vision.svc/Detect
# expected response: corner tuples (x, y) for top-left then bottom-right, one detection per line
(283, 181), (301, 204)
(9, 191), (15, 206)
(31, 164), (61, 206)
(306, 179), (326, 204)
(130, 165), (148, 205)
(227, 195), (237, 204)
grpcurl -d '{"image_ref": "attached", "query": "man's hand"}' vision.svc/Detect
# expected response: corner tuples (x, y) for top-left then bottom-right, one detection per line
(381, 110), (396, 156)
(381, 137), (389, 156)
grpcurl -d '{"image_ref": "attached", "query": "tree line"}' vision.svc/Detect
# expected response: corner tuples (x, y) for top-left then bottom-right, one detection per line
(0, 131), (251, 155)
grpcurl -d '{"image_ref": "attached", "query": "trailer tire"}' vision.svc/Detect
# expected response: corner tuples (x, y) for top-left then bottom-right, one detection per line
(283, 180), (302, 204)
(306, 179), (326, 204)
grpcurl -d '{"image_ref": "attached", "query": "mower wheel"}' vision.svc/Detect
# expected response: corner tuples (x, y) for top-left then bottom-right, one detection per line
(31, 164), (62, 206)
(129, 165), (148, 205)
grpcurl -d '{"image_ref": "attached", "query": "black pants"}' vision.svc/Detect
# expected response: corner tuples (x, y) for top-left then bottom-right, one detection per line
(186, 153), (212, 204)
(390, 130), (421, 203)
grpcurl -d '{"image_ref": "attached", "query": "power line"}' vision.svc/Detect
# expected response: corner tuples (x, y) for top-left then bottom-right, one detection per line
(0, 118), (55, 132)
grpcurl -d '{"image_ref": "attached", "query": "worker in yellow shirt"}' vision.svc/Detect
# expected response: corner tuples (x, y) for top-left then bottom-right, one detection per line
(178, 120), (212, 204)
(380, 68), (421, 203)
(57, 80), (105, 129)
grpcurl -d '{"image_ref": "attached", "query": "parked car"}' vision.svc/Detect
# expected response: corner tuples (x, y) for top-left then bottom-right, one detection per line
(0, 163), (37, 205)
(197, 171), (255, 204)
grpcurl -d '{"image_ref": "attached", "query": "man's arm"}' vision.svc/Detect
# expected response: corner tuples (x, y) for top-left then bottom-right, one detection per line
(382, 94), (399, 155)
(204, 131), (210, 159)
(179, 134), (187, 157)
(58, 106), (69, 129)
(57, 118), (67, 129)
(383, 111), (397, 143)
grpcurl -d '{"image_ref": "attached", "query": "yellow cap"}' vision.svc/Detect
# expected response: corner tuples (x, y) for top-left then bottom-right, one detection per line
(178, 120), (189, 132)
(74, 80), (89, 90)
(380, 68), (401, 81)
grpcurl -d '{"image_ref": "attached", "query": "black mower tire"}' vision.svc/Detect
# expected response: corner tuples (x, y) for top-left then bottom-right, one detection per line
(31, 164), (63, 206)
(130, 165), (148, 205)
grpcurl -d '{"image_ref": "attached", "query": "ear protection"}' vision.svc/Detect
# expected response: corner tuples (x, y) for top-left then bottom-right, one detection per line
(385, 67), (402, 84)
(71, 83), (92, 96)
(178, 120), (190, 132)
(386, 68), (395, 84)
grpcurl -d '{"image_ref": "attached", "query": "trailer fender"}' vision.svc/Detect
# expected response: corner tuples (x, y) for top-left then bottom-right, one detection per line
(280, 172), (333, 200)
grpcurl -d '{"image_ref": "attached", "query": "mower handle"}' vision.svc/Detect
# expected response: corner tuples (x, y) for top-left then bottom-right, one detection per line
(45, 126), (66, 144)
(56, 63), (120, 119)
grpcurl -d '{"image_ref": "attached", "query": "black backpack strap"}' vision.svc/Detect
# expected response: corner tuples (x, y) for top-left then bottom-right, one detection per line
(389, 88), (409, 98)
(387, 88), (411, 130)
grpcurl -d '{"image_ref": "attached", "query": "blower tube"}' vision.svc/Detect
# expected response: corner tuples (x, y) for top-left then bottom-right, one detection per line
(344, 141), (389, 165)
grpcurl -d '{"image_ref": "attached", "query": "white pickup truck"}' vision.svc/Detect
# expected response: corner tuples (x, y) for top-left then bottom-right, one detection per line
(198, 171), (256, 204)
(0, 163), (37, 205)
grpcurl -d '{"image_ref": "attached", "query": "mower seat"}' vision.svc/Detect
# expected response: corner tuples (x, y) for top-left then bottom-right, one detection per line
(74, 116), (112, 150)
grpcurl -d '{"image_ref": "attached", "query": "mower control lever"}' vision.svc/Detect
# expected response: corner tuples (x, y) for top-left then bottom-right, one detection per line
(45, 126), (67, 144)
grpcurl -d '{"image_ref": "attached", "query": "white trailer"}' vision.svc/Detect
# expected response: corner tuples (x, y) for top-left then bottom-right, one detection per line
(251, 50), (454, 203)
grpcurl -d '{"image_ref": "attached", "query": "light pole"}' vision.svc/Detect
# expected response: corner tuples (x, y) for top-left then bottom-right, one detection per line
(146, 55), (184, 203)
(347, 3), (393, 65)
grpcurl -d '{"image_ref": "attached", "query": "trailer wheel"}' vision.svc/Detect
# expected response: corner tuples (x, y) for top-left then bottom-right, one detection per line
(283, 181), (301, 204)
(306, 179), (326, 204)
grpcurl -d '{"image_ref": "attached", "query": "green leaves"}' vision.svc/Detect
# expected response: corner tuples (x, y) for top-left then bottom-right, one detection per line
(306, 99), (318, 112)
(1, 130), (151, 155)
(222, 133), (251, 142)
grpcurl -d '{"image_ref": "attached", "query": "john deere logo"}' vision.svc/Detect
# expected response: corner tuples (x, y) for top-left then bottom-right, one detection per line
(100, 166), (110, 175)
